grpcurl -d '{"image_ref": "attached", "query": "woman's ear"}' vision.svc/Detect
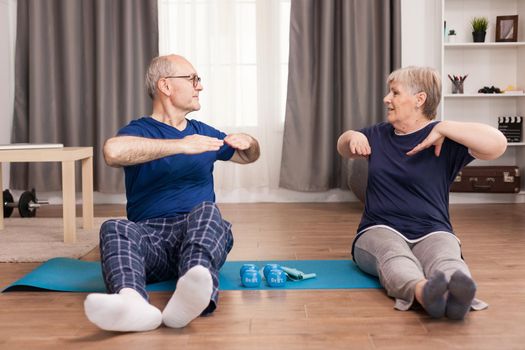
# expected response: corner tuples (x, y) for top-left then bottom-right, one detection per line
(415, 91), (427, 108)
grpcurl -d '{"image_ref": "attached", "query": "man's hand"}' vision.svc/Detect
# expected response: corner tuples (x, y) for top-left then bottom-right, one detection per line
(406, 125), (445, 157)
(180, 134), (224, 154)
(224, 133), (253, 150)
(225, 133), (260, 164)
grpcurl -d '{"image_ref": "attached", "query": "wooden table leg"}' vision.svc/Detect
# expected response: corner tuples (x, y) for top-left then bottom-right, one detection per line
(0, 162), (3, 230)
(62, 160), (76, 243)
(81, 156), (94, 230)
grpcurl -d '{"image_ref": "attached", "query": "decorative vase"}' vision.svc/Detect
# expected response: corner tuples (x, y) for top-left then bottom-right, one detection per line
(472, 31), (486, 42)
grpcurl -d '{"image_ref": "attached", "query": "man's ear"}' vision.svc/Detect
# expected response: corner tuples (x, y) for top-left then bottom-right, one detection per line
(157, 78), (171, 96)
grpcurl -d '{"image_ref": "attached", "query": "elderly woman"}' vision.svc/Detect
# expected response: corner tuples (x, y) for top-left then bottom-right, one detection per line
(337, 66), (507, 320)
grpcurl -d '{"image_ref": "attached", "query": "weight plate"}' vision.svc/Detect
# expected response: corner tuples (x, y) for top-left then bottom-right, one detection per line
(18, 191), (37, 218)
(3, 190), (14, 218)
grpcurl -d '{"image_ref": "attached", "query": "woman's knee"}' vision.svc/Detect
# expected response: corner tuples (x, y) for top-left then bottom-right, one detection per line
(353, 246), (379, 277)
(357, 230), (410, 260)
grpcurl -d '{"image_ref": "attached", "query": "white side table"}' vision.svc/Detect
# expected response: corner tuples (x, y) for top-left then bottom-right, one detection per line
(0, 147), (94, 243)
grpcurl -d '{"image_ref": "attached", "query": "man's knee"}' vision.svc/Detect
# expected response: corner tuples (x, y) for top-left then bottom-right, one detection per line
(100, 219), (141, 243)
(100, 219), (120, 238)
(189, 201), (222, 221)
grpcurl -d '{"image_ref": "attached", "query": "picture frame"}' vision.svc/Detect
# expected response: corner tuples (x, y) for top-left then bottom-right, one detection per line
(495, 15), (518, 42)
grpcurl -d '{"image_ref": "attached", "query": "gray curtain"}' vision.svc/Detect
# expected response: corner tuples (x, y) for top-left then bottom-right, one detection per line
(280, 0), (401, 191)
(10, 0), (158, 193)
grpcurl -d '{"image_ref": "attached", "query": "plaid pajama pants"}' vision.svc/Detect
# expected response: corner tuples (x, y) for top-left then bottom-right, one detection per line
(99, 201), (234, 314)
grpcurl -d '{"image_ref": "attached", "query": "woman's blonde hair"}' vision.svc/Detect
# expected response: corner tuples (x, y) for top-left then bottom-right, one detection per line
(387, 66), (441, 120)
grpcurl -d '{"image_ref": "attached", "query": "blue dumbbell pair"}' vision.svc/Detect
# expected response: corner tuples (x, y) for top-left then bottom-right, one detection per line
(240, 263), (287, 288)
(263, 264), (287, 287)
(240, 263), (260, 288)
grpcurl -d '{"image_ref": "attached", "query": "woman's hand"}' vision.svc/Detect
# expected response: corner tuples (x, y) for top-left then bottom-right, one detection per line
(348, 131), (372, 157)
(406, 124), (445, 157)
(337, 130), (371, 158)
(407, 121), (507, 160)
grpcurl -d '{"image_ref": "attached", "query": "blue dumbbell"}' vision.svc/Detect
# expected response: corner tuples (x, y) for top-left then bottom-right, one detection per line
(240, 263), (258, 277)
(263, 263), (282, 280)
(241, 269), (261, 288)
(266, 269), (287, 288)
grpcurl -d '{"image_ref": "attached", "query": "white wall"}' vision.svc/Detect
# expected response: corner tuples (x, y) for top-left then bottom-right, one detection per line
(401, 0), (442, 68)
(0, 0), (16, 187)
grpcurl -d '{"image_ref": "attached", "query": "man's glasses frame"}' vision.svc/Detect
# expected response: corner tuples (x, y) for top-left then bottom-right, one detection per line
(164, 75), (201, 88)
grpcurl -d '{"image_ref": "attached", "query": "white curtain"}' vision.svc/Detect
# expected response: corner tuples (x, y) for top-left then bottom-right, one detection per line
(158, 0), (291, 201)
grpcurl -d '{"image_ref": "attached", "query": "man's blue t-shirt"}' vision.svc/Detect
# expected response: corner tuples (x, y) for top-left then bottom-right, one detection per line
(356, 121), (474, 240)
(116, 117), (235, 222)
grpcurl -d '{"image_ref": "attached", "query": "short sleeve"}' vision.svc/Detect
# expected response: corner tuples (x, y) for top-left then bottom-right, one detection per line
(116, 120), (146, 137)
(358, 122), (387, 142)
(358, 125), (373, 139)
(442, 138), (475, 183)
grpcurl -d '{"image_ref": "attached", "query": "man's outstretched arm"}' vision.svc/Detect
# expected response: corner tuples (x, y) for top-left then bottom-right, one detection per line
(103, 135), (224, 167)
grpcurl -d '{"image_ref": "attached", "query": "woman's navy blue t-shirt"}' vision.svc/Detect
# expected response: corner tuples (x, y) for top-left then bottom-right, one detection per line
(356, 121), (474, 240)
(116, 117), (235, 222)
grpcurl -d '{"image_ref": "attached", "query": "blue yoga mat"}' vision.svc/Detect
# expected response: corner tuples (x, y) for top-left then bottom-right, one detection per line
(2, 257), (381, 292)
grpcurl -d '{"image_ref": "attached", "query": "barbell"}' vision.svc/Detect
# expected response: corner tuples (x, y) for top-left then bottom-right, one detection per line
(3, 189), (49, 218)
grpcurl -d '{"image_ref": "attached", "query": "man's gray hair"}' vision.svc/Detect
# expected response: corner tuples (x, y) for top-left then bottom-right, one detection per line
(145, 56), (176, 99)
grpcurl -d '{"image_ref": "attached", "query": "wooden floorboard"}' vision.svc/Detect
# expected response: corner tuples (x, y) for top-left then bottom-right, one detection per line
(1, 202), (525, 349)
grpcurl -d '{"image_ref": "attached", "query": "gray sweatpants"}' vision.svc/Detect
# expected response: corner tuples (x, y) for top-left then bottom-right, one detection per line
(353, 227), (471, 311)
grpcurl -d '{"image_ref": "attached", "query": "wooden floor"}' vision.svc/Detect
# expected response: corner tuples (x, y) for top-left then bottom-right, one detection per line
(1, 202), (524, 349)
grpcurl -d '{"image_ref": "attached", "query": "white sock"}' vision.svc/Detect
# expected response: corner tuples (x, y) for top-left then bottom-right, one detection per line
(84, 288), (162, 332)
(162, 265), (213, 328)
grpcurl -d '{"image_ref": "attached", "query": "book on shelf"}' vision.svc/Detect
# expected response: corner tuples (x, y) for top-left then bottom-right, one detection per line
(0, 143), (64, 150)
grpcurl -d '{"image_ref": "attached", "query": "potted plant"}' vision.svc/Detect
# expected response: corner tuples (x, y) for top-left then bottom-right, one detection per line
(448, 29), (457, 43)
(471, 17), (488, 42)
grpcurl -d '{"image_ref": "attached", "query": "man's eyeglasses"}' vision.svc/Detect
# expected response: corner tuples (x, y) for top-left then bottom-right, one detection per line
(164, 75), (202, 88)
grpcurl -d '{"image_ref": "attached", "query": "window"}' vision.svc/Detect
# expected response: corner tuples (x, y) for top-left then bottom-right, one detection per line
(158, 0), (291, 127)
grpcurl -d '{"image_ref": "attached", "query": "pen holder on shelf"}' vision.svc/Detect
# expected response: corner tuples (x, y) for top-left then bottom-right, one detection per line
(448, 74), (467, 94)
(451, 82), (464, 94)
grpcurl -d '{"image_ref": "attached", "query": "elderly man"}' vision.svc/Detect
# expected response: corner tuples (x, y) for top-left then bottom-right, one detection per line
(84, 54), (260, 332)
